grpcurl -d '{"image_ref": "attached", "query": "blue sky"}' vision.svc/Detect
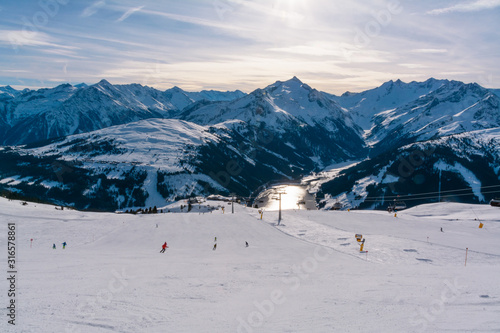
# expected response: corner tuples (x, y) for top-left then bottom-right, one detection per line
(0, 0), (499, 94)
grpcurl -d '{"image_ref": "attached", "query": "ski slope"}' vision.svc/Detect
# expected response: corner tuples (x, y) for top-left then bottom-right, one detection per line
(1, 198), (499, 332)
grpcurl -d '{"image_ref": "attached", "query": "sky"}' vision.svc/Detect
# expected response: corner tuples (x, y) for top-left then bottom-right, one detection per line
(0, 0), (499, 94)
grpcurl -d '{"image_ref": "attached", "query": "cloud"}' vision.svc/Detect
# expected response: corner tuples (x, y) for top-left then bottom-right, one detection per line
(268, 43), (341, 57)
(0, 30), (78, 52)
(398, 63), (430, 69)
(412, 48), (448, 54)
(427, 0), (500, 15)
(82, 1), (106, 18)
(139, 8), (255, 33)
(1, 69), (30, 73)
(116, 6), (144, 22)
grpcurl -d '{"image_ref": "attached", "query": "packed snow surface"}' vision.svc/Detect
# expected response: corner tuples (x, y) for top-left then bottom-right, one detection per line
(1, 198), (499, 332)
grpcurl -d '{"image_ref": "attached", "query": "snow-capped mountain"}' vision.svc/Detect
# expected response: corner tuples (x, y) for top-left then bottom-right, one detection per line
(328, 78), (448, 130)
(0, 85), (25, 98)
(366, 82), (500, 155)
(187, 89), (246, 102)
(0, 116), (342, 210)
(1, 77), (499, 211)
(0, 81), (245, 146)
(490, 88), (500, 99)
(308, 78), (500, 209)
(0, 119), (223, 210)
(179, 77), (367, 167)
(312, 127), (500, 210)
(161, 86), (246, 112)
(328, 79), (500, 156)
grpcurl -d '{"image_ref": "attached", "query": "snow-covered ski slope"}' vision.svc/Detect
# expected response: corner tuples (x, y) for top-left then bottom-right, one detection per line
(1, 197), (499, 332)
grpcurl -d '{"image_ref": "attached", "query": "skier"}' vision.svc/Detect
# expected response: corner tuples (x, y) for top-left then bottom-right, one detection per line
(440, 227), (443, 232)
(213, 243), (217, 251)
(62, 242), (67, 249)
(160, 242), (168, 253)
(245, 241), (249, 248)
(52, 244), (56, 250)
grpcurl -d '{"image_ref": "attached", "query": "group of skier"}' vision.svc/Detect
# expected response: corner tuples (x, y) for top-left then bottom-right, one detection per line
(159, 238), (249, 253)
(52, 242), (67, 249)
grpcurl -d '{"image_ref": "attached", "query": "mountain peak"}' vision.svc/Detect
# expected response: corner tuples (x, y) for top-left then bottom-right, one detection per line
(55, 83), (72, 89)
(165, 86), (186, 93)
(267, 76), (309, 93)
(0, 85), (18, 94)
(95, 79), (112, 87)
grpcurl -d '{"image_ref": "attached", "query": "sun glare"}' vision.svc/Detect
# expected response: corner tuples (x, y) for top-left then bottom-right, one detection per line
(272, 0), (307, 25)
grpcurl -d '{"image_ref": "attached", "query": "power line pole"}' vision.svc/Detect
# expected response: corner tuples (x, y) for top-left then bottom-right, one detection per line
(273, 188), (286, 225)
(231, 193), (235, 214)
(438, 169), (442, 202)
(278, 192), (282, 223)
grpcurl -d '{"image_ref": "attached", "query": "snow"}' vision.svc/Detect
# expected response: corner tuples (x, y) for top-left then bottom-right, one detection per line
(381, 173), (399, 184)
(331, 79), (500, 147)
(434, 160), (485, 202)
(331, 78), (450, 131)
(141, 169), (163, 209)
(0, 176), (35, 186)
(38, 180), (63, 189)
(179, 77), (352, 134)
(303, 160), (363, 193)
(0, 177), (20, 185)
(1, 82), (246, 146)
(28, 118), (218, 172)
(186, 89), (246, 102)
(2, 197), (498, 332)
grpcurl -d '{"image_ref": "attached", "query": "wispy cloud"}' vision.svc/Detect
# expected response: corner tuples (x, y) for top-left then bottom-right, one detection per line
(139, 8), (255, 33)
(40, 48), (86, 59)
(116, 6), (144, 22)
(82, 1), (106, 18)
(268, 42), (341, 57)
(428, 0), (500, 15)
(0, 30), (78, 51)
(412, 48), (448, 54)
(398, 63), (429, 69)
(2, 0), (500, 92)
(1, 69), (30, 73)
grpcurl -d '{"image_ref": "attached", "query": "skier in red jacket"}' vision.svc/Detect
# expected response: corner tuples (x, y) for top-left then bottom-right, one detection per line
(160, 242), (168, 253)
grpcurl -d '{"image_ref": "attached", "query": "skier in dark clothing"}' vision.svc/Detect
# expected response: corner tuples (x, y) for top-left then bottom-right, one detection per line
(62, 242), (67, 249)
(160, 242), (168, 253)
(245, 241), (249, 248)
(53, 244), (56, 250)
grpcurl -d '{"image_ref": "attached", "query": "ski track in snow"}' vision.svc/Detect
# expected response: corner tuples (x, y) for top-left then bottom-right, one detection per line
(1, 198), (499, 332)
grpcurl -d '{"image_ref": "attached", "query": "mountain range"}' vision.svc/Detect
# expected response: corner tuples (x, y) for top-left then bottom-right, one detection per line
(0, 77), (499, 211)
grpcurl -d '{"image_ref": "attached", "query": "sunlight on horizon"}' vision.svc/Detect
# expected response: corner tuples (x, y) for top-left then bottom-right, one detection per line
(263, 186), (315, 211)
